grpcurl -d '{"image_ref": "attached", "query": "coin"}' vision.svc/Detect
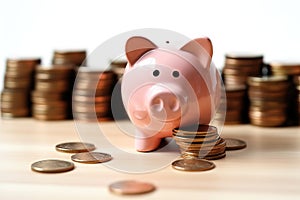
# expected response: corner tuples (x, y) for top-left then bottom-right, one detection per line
(71, 152), (112, 164)
(173, 124), (217, 135)
(269, 61), (300, 75)
(53, 50), (86, 66)
(73, 68), (117, 121)
(225, 138), (247, 150)
(223, 53), (263, 87)
(31, 159), (74, 173)
(109, 180), (155, 195)
(204, 152), (226, 160)
(55, 142), (96, 153)
(172, 158), (215, 171)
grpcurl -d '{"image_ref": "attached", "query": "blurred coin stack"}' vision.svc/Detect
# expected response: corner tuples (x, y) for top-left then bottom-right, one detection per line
(1, 58), (41, 118)
(109, 59), (129, 120)
(52, 50), (87, 67)
(173, 124), (226, 160)
(223, 53), (263, 86)
(269, 62), (300, 125)
(32, 65), (75, 120)
(110, 60), (127, 80)
(224, 85), (247, 124)
(73, 68), (117, 122)
(247, 76), (290, 127)
(294, 76), (300, 124)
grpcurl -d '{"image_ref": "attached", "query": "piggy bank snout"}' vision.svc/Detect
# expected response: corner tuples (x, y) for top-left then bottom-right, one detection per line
(148, 91), (184, 122)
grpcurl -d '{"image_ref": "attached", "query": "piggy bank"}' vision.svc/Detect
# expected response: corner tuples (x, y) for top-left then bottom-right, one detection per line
(121, 36), (221, 152)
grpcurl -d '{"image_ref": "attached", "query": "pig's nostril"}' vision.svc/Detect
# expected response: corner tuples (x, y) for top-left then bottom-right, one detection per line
(133, 110), (147, 120)
(169, 99), (180, 112)
(150, 97), (164, 112)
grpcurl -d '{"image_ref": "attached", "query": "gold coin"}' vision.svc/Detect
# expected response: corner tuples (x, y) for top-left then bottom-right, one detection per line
(71, 152), (112, 164)
(172, 158), (215, 172)
(31, 159), (74, 173)
(225, 138), (247, 150)
(55, 142), (96, 153)
(109, 180), (155, 195)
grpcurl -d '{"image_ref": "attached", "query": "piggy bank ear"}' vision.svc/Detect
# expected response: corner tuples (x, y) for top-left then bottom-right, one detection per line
(125, 36), (157, 66)
(180, 37), (213, 68)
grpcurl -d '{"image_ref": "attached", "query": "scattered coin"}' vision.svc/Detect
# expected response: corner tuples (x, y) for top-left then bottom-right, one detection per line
(172, 158), (215, 172)
(225, 138), (247, 150)
(71, 152), (112, 164)
(55, 142), (96, 153)
(31, 159), (74, 173)
(109, 180), (155, 195)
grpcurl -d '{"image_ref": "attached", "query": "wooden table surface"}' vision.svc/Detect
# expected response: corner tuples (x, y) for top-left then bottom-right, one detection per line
(0, 118), (300, 199)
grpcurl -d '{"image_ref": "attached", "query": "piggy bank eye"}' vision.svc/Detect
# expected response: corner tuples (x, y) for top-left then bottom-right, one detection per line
(153, 69), (160, 77)
(172, 70), (180, 78)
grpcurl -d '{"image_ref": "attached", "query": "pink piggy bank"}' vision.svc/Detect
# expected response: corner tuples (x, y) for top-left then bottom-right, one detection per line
(121, 36), (221, 152)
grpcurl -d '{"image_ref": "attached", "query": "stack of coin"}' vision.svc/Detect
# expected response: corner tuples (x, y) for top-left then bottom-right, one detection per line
(270, 61), (300, 125)
(269, 61), (300, 76)
(224, 85), (247, 124)
(294, 76), (300, 124)
(247, 76), (290, 127)
(32, 65), (75, 120)
(223, 53), (263, 86)
(173, 124), (226, 160)
(52, 50), (87, 67)
(109, 59), (129, 120)
(1, 58), (41, 118)
(110, 60), (127, 79)
(73, 68), (117, 122)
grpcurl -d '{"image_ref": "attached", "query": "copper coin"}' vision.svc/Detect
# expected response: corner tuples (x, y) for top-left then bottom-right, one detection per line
(173, 124), (218, 136)
(204, 151), (226, 160)
(1, 109), (30, 118)
(76, 68), (116, 80)
(31, 159), (74, 173)
(71, 152), (112, 164)
(55, 142), (96, 153)
(109, 180), (155, 195)
(172, 158), (215, 172)
(33, 114), (68, 121)
(225, 138), (247, 150)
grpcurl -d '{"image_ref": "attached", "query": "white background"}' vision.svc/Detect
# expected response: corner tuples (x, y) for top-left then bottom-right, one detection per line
(1, 0), (300, 90)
